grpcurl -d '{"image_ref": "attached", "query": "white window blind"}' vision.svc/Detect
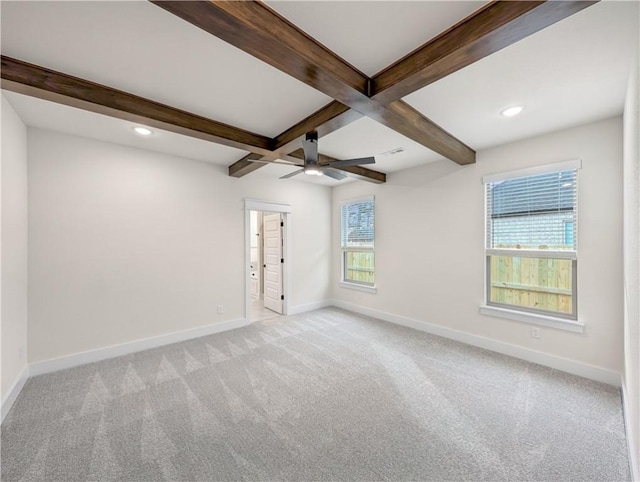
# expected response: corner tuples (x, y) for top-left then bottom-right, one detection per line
(486, 169), (577, 252)
(341, 196), (374, 249)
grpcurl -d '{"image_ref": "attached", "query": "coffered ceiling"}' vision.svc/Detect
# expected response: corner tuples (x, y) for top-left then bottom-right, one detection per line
(1, 1), (638, 185)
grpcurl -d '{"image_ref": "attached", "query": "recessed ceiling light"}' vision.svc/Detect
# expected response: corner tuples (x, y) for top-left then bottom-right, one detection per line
(133, 126), (153, 136)
(501, 106), (524, 117)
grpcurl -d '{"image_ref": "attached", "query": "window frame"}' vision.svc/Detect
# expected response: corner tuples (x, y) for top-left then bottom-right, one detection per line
(340, 196), (376, 291)
(481, 160), (583, 330)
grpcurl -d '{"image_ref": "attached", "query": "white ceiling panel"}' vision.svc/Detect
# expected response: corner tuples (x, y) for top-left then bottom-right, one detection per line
(0, 0), (331, 137)
(317, 117), (444, 173)
(404, 1), (639, 150)
(267, 1), (488, 76)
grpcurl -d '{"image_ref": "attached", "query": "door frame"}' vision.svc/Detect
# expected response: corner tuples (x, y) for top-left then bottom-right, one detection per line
(244, 199), (292, 321)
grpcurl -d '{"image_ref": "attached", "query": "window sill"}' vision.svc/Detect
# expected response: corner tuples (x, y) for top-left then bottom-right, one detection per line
(339, 282), (377, 294)
(479, 305), (584, 333)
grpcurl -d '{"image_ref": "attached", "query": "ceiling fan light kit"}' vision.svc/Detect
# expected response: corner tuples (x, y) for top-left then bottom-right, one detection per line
(258, 130), (376, 181)
(304, 167), (323, 176)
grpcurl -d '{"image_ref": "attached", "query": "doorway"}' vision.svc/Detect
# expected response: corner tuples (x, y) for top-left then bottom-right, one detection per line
(244, 199), (291, 322)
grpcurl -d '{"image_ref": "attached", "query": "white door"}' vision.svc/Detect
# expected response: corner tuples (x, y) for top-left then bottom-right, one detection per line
(263, 213), (283, 313)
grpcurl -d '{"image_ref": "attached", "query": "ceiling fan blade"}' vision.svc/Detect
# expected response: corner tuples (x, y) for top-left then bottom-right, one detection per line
(323, 156), (376, 168)
(322, 169), (347, 181)
(302, 132), (319, 165)
(279, 169), (304, 179)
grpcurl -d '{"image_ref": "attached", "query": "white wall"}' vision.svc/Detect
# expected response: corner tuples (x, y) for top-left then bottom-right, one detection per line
(623, 54), (640, 474)
(333, 117), (624, 373)
(27, 129), (331, 363)
(1, 95), (29, 400)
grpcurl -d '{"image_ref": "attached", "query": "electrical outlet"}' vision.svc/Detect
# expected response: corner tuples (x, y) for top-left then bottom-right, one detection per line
(217, 305), (224, 314)
(531, 327), (541, 339)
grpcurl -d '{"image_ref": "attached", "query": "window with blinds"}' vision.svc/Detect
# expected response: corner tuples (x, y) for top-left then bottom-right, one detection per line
(483, 160), (580, 319)
(341, 196), (375, 286)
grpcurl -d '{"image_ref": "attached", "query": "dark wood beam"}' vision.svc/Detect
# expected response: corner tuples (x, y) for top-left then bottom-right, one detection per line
(228, 153), (268, 178)
(1, 55), (273, 155)
(372, 1), (598, 104)
(151, 0), (476, 166)
(335, 165), (386, 184)
(384, 100), (475, 165)
(273, 101), (363, 154)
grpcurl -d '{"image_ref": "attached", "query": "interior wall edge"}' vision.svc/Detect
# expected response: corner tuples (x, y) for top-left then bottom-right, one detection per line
(0, 364), (29, 425)
(1, 93), (29, 404)
(622, 377), (640, 481)
(332, 300), (622, 387)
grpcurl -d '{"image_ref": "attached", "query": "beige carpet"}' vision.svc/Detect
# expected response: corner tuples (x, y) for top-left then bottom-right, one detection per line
(1, 308), (630, 481)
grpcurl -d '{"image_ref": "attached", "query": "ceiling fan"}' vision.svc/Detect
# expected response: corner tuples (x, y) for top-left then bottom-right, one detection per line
(249, 132), (375, 180)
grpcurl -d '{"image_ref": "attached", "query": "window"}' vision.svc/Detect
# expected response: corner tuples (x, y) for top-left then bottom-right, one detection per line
(483, 160), (580, 321)
(341, 196), (375, 287)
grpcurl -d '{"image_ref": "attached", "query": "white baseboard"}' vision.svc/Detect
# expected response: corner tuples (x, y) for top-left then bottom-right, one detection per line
(1, 365), (29, 424)
(24, 299), (331, 378)
(26, 297), (334, 378)
(289, 300), (333, 316)
(621, 378), (639, 481)
(29, 317), (249, 377)
(332, 300), (621, 387)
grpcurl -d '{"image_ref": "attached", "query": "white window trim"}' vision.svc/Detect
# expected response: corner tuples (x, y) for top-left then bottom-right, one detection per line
(481, 160), (582, 328)
(479, 305), (584, 333)
(339, 281), (377, 294)
(340, 195), (376, 290)
(482, 158), (582, 184)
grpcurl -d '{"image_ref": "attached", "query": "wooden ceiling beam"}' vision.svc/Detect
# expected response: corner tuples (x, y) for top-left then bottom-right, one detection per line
(384, 100), (475, 165)
(151, 0), (476, 166)
(273, 101), (363, 154)
(228, 153), (268, 178)
(335, 165), (386, 184)
(1, 55), (273, 155)
(371, 1), (598, 104)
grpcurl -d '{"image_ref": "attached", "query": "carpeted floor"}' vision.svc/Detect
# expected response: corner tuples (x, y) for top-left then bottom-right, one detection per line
(1, 308), (631, 481)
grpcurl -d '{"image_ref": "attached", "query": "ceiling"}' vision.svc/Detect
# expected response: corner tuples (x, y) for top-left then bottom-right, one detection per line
(1, 1), (638, 186)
